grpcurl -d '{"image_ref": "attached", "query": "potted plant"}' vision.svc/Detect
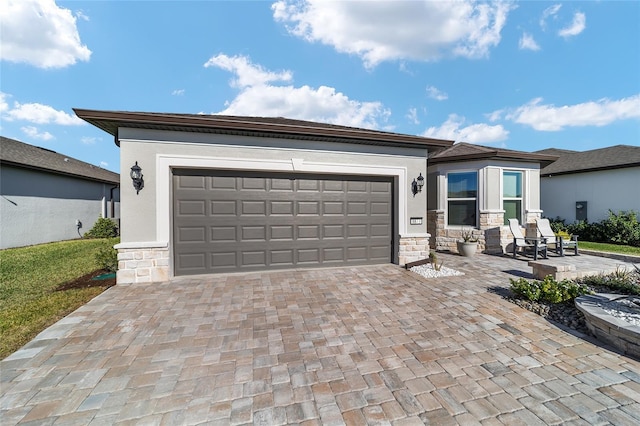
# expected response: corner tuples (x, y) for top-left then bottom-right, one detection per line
(457, 228), (479, 257)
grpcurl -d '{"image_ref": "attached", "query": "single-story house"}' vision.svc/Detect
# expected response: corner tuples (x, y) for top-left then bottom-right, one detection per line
(537, 145), (640, 223)
(0, 136), (120, 249)
(426, 143), (557, 254)
(74, 109), (454, 283)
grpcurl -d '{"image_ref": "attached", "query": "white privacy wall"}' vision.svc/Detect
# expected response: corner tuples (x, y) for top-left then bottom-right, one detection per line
(540, 168), (640, 223)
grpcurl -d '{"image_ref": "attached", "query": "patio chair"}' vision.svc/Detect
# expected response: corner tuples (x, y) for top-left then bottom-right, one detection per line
(536, 218), (579, 256)
(508, 218), (547, 260)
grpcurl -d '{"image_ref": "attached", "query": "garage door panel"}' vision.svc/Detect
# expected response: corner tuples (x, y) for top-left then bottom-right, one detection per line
(211, 252), (237, 268)
(173, 171), (393, 275)
(270, 201), (294, 215)
(298, 201), (319, 215)
(177, 200), (206, 216)
(323, 201), (344, 215)
(270, 225), (294, 240)
(211, 176), (237, 190)
(211, 200), (236, 216)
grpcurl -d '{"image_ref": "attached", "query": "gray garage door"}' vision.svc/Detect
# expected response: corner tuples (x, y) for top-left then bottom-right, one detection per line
(173, 170), (393, 275)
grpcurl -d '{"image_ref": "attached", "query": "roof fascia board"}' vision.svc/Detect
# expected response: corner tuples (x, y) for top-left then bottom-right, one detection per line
(74, 108), (454, 150)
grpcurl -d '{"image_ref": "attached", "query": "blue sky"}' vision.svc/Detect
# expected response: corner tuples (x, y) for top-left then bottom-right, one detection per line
(1, 0), (639, 174)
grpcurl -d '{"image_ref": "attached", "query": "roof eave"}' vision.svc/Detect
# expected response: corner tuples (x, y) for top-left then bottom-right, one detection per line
(73, 108), (455, 150)
(0, 159), (120, 185)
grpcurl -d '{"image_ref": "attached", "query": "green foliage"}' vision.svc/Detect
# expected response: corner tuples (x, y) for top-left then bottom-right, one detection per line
(510, 275), (592, 304)
(95, 239), (119, 272)
(579, 269), (640, 295)
(84, 217), (119, 239)
(556, 210), (640, 247)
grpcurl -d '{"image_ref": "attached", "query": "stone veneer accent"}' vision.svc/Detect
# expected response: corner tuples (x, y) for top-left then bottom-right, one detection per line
(427, 209), (543, 255)
(398, 235), (430, 266)
(115, 243), (170, 284)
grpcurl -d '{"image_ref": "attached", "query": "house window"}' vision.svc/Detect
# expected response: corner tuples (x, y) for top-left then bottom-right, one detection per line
(447, 171), (477, 226)
(503, 171), (523, 225)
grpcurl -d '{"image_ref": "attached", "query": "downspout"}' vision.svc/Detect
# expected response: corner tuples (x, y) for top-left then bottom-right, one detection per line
(110, 185), (119, 218)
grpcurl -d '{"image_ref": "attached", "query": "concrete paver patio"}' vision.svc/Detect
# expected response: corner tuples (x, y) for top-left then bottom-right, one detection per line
(1, 253), (640, 425)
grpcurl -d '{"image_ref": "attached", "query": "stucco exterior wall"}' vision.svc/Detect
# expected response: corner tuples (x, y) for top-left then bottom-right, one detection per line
(115, 128), (431, 280)
(0, 165), (120, 249)
(540, 168), (640, 223)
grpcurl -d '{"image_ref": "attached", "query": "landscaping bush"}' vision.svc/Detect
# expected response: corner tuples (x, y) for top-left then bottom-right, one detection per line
(84, 217), (119, 239)
(95, 239), (119, 272)
(510, 275), (592, 304)
(548, 210), (640, 247)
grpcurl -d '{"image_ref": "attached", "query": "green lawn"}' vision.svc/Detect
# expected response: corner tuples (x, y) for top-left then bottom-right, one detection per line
(0, 238), (118, 359)
(579, 241), (640, 256)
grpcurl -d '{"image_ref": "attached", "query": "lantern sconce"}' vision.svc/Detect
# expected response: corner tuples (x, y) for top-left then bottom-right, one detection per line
(130, 161), (144, 194)
(412, 172), (424, 196)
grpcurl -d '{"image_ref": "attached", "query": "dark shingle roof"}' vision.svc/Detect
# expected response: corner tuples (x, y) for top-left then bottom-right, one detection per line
(428, 142), (558, 165)
(539, 145), (640, 176)
(73, 109), (455, 150)
(0, 136), (119, 184)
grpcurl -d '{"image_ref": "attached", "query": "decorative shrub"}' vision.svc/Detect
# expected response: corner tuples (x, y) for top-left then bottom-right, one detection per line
(84, 217), (119, 239)
(95, 239), (119, 272)
(510, 275), (592, 304)
(548, 210), (640, 247)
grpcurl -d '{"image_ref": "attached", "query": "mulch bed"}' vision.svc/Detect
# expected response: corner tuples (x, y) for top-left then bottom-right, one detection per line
(55, 270), (116, 291)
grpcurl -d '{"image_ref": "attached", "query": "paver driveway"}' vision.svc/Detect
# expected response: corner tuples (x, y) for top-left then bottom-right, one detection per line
(2, 253), (640, 425)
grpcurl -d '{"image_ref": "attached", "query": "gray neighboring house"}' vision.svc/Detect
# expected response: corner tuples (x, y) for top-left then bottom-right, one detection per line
(0, 136), (120, 249)
(538, 145), (640, 223)
(74, 108), (454, 284)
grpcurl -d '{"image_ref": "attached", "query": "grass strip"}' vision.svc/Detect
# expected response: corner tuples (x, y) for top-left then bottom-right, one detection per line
(579, 241), (640, 256)
(0, 239), (117, 359)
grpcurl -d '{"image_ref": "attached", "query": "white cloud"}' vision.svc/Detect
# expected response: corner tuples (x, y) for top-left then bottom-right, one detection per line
(423, 114), (508, 143)
(407, 107), (419, 125)
(559, 12), (586, 38)
(206, 53), (390, 129)
(21, 125), (54, 141)
(0, 0), (91, 68)
(218, 84), (390, 130)
(272, 0), (514, 68)
(100, 161), (108, 168)
(540, 4), (561, 30)
(426, 86), (448, 101)
(507, 95), (640, 131)
(81, 136), (100, 145)
(172, 89), (185, 96)
(204, 54), (292, 88)
(3, 98), (84, 125)
(519, 33), (540, 51)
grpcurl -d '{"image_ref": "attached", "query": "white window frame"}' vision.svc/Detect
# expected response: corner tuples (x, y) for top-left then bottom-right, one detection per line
(502, 169), (524, 225)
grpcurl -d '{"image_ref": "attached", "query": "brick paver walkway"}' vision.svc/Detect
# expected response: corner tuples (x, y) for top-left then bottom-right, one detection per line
(2, 253), (639, 425)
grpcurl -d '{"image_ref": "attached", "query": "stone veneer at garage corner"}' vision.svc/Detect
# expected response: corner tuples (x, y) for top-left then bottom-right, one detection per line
(398, 235), (430, 266)
(115, 238), (426, 284)
(115, 242), (169, 284)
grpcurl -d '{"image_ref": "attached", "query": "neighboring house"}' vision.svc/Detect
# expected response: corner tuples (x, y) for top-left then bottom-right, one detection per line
(0, 136), (120, 249)
(426, 143), (557, 254)
(74, 108), (454, 284)
(538, 145), (640, 223)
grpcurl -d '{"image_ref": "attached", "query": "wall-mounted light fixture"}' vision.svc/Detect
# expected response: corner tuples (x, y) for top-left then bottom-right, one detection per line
(130, 161), (144, 194)
(411, 172), (424, 196)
